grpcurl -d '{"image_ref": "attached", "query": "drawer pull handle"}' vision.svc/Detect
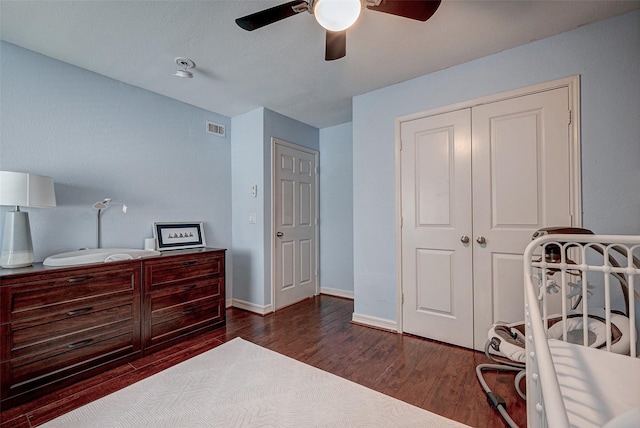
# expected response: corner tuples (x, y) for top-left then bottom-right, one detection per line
(67, 339), (93, 349)
(182, 308), (196, 315)
(182, 261), (197, 266)
(67, 276), (94, 283)
(181, 285), (196, 291)
(67, 307), (93, 316)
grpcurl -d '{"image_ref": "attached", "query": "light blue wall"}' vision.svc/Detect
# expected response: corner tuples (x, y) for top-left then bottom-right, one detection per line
(0, 42), (232, 289)
(352, 10), (640, 323)
(230, 108), (265, 304)
(0, 42), (322, 311)
(319, 122), (353, 296)
(231, 107), (319, 309)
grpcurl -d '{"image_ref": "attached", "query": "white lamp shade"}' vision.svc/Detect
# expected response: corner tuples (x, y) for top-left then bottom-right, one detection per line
(314, 0), (361, 32)
(0, 171), (57, 208)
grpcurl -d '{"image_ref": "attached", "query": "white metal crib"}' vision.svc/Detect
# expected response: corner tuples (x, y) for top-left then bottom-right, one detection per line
(524, 234), (640, 427)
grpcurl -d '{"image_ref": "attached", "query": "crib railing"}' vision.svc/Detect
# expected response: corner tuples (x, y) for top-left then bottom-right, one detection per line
(523, 234), (640, 427)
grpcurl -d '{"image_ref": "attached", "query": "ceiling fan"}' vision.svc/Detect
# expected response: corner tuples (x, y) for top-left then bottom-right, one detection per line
(236, 0), (441, 61)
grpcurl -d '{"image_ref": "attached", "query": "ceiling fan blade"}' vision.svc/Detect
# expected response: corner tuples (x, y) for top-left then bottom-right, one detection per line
(325, 30), (346, 61)
(236, 0), (308, 31)
(367, 0), (441, 22)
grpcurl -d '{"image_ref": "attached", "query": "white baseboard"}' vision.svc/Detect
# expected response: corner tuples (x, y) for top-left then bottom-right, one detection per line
(319, 287), (354, 300)
(351, 312), (398, 332)
(226, 298), (233, 308)
(232, 298), (273, 315)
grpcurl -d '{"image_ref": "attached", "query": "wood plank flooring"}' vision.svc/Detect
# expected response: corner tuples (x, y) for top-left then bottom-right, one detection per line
(1, 295), (526, 427)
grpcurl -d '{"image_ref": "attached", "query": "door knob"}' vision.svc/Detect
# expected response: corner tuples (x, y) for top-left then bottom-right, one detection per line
(276, 232), (283, 237)
(460, 235), (470, 244)
(476, 236), (486, 245)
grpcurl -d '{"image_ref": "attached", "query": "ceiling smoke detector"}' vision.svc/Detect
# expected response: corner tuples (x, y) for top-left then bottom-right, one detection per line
(174, 57), (195, 78)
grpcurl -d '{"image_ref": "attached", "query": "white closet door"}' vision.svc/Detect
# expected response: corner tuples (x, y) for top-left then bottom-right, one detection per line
(471, 87), (572, 350)
(400, 85), (574, 351)
(400, 109), (474, 348)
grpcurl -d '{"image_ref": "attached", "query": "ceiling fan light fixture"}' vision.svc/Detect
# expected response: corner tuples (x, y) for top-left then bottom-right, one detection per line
(314, 0), (361, 32)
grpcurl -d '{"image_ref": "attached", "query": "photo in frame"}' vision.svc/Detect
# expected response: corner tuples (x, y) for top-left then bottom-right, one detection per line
(153, 222), (206, 250)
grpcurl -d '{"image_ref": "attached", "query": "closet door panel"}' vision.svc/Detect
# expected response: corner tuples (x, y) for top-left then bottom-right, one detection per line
(471, 87), (572, 350)
(491, 253), (526, 324)
(491, 113), (540, 226)
(400, 109), (473, 349)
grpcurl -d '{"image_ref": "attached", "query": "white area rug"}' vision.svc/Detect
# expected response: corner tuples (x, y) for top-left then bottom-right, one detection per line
(42, 338), (468, 427)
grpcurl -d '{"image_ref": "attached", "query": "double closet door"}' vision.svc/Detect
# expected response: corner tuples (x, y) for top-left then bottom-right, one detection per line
(400, 85), (577, 350)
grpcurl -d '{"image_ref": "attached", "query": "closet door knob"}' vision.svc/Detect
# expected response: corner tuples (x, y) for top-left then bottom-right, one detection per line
(476, 236), (486, 245)
(276, 232), (284, 238)
(460, 235), (470, 244)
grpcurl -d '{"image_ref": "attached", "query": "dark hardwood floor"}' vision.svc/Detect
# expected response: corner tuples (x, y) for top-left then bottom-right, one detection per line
(1, 295), (526, 427)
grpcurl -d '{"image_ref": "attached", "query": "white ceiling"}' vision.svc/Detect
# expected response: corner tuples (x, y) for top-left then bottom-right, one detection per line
(1, 0), (639, 129)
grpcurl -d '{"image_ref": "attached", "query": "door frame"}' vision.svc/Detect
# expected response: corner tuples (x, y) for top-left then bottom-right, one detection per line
(270, 137), (320, 311)
(394, 75), (582, 333)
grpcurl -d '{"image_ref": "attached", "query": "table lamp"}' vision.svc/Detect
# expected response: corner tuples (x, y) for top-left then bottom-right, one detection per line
(0, 171), (56, 268)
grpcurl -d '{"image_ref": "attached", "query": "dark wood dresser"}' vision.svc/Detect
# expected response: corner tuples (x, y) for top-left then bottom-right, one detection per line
(0, 248), (225, 408)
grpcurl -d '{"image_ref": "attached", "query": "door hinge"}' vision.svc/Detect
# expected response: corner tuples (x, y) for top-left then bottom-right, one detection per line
(315, 166), (319, 175)
(401, 293), (404, 304)
(399, 139), (402, 151)
(568, 110), (572, 125)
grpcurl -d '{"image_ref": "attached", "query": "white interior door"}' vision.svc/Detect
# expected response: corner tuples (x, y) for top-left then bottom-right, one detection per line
(471, 87), (572, 350)
(273, 139), (318, 310)
(400, 109), (474, 348)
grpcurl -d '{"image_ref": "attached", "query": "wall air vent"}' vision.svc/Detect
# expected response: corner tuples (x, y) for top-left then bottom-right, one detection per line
(206, 121), (225, 137)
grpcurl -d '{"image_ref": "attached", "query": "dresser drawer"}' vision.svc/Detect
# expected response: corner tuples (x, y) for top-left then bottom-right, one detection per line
(147, 298), (224, 349)
(7, 266), (139, 322)
(11, 300), (136, 359)
(150, 278), (222, 314)
(6, 327), (135, 398)
(145, 255), (223, 290)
